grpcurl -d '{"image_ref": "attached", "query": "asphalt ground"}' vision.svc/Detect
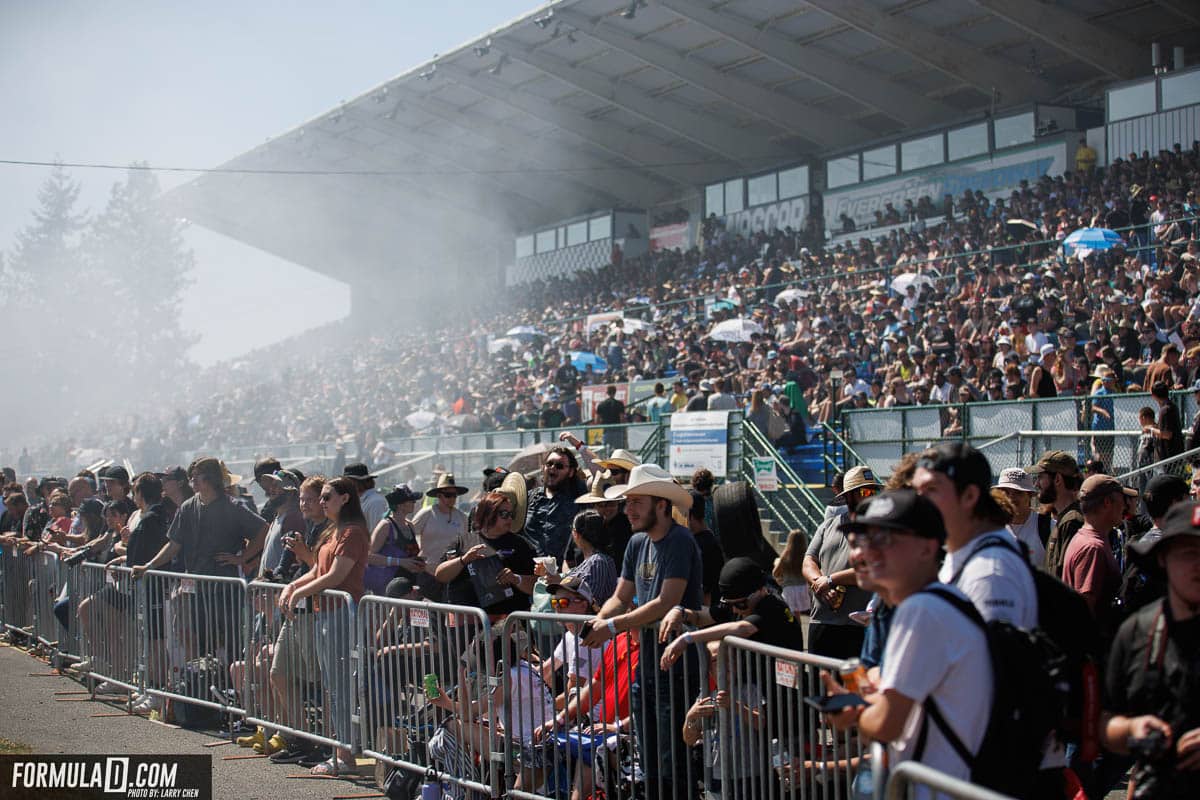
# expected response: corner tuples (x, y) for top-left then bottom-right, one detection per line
(0, 640), (385, 800)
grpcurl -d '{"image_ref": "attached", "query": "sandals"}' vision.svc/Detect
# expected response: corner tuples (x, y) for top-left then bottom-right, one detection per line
(310, 756), (357, 776)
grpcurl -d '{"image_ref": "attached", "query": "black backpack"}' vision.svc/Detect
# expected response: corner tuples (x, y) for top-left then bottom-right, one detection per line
(916, 587), (1065, 797)
(949, 536), (1101, 742)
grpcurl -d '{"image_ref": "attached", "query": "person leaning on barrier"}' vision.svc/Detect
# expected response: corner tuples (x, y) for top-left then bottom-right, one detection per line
(255, 469), (305, 581)
(580, 463), (703, 800)
(824, 489), (993, 786)
(1100, 501), (1200, 799)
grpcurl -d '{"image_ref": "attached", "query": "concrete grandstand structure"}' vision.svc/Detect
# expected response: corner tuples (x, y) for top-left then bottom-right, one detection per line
(167, 0), (1199, 311)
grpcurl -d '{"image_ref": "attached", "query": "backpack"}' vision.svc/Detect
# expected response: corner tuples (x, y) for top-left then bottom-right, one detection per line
(1037, 513), (1052, 548)
(949, 536), (1101, 742)
(915, 587), (1065, 797)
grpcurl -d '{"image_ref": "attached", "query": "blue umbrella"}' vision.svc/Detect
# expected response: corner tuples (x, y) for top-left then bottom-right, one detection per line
(1062, 227), (1124, 257)
(570, 351), (608, 372)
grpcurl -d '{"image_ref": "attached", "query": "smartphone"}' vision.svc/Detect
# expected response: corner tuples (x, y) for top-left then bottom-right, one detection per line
(803, 693), (866, 714)
(423, 673), (440, 700)
(579, 620), (595, 638)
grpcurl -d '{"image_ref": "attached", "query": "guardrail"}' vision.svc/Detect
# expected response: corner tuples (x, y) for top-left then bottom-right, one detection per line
(885, 761), (1016, 800)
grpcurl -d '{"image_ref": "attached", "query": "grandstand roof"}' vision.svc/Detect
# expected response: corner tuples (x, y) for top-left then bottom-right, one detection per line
(167, 0), (1199, 282)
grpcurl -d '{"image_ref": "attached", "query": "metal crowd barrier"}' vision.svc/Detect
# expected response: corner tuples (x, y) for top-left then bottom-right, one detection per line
(719, 636), (870, 800)
(885, 762), (1015, 800)
(358, 596), (497, 799)
(31, 550), (62, 650)
(501, 610), (709, 800)
(75, 563), (143, 694)
(0, 546), (35, 637)
(55, 559), (85, 666)
(139, 569), (249, 715)
(242, 581), (358, 755)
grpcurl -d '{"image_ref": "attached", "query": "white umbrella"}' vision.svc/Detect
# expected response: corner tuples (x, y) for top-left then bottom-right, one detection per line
(890, 272), (935, 296)
(488, 336), (522, 354)
(707, 317), (764, 343)
(774, 287), (811, 306)
(405, 410), (441, 430)
(506, 325), (546, 338)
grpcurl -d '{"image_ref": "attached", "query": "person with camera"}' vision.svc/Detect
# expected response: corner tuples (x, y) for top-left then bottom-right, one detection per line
(1101, 500), (1200, 799)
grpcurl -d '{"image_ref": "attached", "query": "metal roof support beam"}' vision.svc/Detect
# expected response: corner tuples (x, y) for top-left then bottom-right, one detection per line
(492, 42), (790, 165)
(341, 107), (603, 213)
(434, 62), (729, 187)
(1153, 0), (1200, 27)
(386, 84), (672, 203)
(801, 0), (1057, 101)
(554, 7), (868, 147)
(967, 0), (1146, 79)
(655, 0), (954, 128)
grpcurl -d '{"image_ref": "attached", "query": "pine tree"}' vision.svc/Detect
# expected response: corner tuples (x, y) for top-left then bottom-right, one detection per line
(87, 164), (197, 383)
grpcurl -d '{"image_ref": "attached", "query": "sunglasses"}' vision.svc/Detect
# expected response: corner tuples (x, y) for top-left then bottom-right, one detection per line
(847, 530), (904, 550)
(724, 597), (752, 611)
(497, 510), (514, 520)
(544, 462), (569, 471)
(855, 486), (878, 499)
(550, 596), (584, 610)
(438, 491), (459, 498)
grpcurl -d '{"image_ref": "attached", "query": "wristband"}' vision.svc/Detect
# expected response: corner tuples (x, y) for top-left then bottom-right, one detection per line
(683, 632), (694, 644)
(606, 619), (617, 636)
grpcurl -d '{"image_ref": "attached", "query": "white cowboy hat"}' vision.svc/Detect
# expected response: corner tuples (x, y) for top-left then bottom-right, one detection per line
(575, 470), (618, 506)
(604, 464), (692, 511)
(595, 449), (642, 473)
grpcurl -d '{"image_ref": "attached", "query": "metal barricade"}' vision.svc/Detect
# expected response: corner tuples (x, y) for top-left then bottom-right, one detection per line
(75, 563), (143, 693)
(719, 637), (870, 800)
(501, 611), (708, 800)
(358, 596), (497, 799)
(884, 762), (1014, 800)
(0, 547), (35, 637)
(242, 581), (358, 754)
(31, 550), (62, 649)
(55, 558), (86, 665)
(140, 569), (248, 714)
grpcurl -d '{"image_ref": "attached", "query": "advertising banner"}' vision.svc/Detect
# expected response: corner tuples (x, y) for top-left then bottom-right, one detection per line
(649, 221), (691, 252)
(581, 382), (629, 423)
(753, 457), (779, 492)
(669, 411), (729, 478)
(725, 195), (810, 237)
(823, 141), (1068, 233)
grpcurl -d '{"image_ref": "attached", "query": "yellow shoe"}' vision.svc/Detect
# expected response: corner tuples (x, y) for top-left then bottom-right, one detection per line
(255, 734), (286, 755)
(236, 727), (264, 748)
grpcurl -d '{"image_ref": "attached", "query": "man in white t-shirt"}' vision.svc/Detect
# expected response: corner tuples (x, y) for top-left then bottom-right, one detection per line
(825, 488), (991, 786)
(994, 467), (1051, 568)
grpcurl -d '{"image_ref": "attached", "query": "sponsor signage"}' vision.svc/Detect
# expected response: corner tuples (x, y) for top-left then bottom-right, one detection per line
(669, 411), (730, 478)
(649, 222), (692, 252)
(581, 382), (629, 423)
(753, 457), (779, 492)
(725, 196), (810, 237)
(0, 754), (211, 800)
(823, 141), (1068, 233)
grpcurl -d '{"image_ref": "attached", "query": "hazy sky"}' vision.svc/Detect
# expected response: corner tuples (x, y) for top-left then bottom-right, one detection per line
(0, 1), (540, 365)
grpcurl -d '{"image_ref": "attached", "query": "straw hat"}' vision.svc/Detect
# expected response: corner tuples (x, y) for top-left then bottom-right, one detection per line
(595, 449), (642, 473)
(426, 473), (469, 497)
(498, 471), (527, 533)
(834, 465), (882, 501)
(575, 470), (618, 506)
(604, 464), (692, 511)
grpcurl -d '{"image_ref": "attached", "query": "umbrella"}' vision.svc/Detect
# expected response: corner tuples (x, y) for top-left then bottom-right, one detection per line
(709, 299), (738, 313)
(1062, 227), (1124, 257)
(890, 272), (935, 296)
(1005, 218), (1040, 237)
(570, 351), (608, 372)
(488, 336), (521, 354)
(774, 287), (812, 306)
(707, 317), (764, 343)
(508, 442), (558, 473)
(620, 317), (656, 334)
(506, 325), (546, 339)
(405, 410), (441, 431)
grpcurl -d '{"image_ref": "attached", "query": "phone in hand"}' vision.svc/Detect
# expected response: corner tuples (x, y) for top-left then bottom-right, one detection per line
(579, 620), (595, 638)
(803, 693), (866, 714)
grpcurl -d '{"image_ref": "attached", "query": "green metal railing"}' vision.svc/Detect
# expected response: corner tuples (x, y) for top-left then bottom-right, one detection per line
(739, 416), (825, 535)
(819, 422), (874, 483)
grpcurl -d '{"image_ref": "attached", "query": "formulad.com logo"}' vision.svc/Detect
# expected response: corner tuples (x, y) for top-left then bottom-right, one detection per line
(0, 755), (211, 800)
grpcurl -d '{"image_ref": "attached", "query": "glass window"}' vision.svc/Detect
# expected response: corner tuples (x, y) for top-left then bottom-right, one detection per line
(589, 215), (611, 241)
(567, 220), (588, 246)
(862, 145), (897, 180)
(1107, 81), (1157, 121)
(1161, 71), (1200, 111)
(515, 235), (534, 259)
(535, 230), (556, 254)
(778, 165), (809, 199)
(724, 179), (744, 213)
(705, 182), (724, 216)
(948, 123), (989, 161)
(901, 134), (944, 171)
(746, 173), (777, 207)
(993, 112), (1034, 147)
(827, 155), (859, 188)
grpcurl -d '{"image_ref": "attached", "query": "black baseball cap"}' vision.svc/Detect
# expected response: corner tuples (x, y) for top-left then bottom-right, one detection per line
(916, 442), (992, 494)
(99, 465), (130, 484)
(159, 466), (188, 483)
(718, 557), (768, 601)
(1143, 474), (1189, 519)
(841, 488), (947, 543)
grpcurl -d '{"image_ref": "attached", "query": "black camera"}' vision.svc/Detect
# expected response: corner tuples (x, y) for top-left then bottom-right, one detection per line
(1128, 729), (1169, 762)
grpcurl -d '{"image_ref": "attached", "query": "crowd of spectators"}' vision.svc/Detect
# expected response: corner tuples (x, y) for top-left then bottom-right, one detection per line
(6, 143), (1200, 476)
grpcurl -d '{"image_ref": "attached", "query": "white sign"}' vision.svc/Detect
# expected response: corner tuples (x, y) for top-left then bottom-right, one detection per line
(774, 660), (799, 689)
(410, 608), (430, 628)
(669, 411), (730, 478)
(725, 196), (810, 237)
(823, 141), (1068, 233)
(753, 457), (779, 492)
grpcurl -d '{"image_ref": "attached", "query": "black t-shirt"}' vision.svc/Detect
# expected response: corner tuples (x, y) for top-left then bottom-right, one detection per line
(596, 396), (625, 425)
(167, 494), (265, 577)
(443, 530), (536, 615)
(744, 593), (806, 651)
(126, 502), (169, 568)
(1157, 403), (1184, 461)
(693, 529), (726, 602)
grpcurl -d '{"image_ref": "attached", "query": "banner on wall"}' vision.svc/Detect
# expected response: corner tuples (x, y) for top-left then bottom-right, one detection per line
(669, 411), (730, 478)
(725, 196), (810, 237)
(822, 141), (1068, 233)
(650, 222), (692, 252)
(581, 382), (629, 423)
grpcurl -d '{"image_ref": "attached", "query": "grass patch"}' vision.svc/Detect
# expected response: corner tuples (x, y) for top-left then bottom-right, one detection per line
(0, 737), (31, 754)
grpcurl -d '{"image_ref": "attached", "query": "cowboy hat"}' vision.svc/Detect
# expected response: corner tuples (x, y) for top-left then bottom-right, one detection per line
(595, 449), (642, 473)
(426, 473), (469, 497)
(498, 471), (527, 533)
(604, 464), (692, 511)
(219, 461), (243, 488)
(1089, 365), (1115, 380)
(835, 465), (882, 501)
(575, 470), (618, 506)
